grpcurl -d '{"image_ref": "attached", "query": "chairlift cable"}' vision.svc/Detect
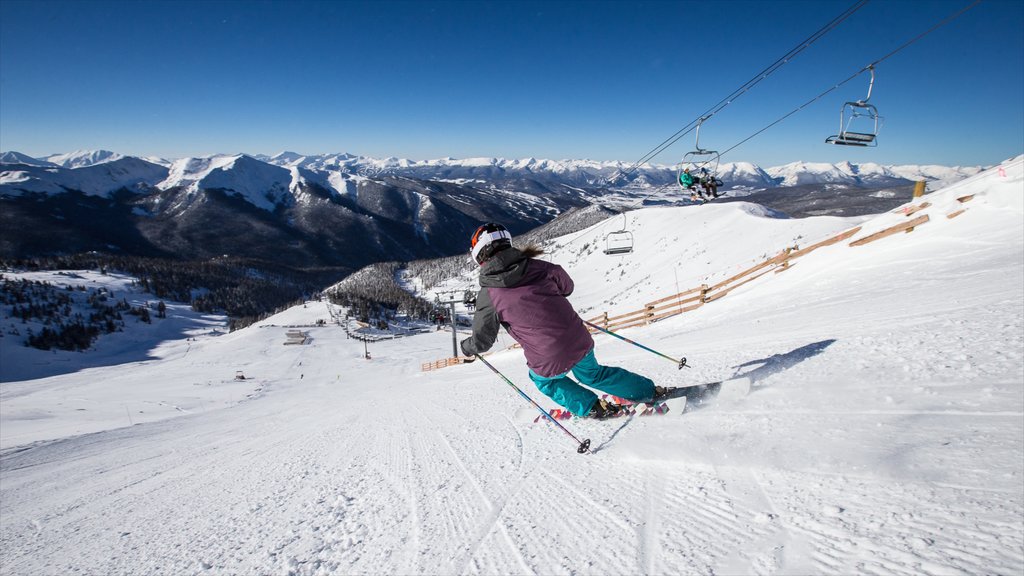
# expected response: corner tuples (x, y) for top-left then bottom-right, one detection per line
(568, 0), (978, 258)
(867, 0), (982, 69)
(606, 0), (870, 185)
(716, 0), (982, 162)
(614, 0), (869, 180)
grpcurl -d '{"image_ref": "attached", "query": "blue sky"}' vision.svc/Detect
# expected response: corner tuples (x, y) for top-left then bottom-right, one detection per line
(1, 0), (1021, 167)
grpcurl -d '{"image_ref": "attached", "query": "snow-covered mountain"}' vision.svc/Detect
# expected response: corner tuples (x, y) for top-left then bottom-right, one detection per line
(2, 149), (988, 206)
(767, 160), (983, 187)
(713, 161), (776, 188)
(0, 151), (574, 273)
(159, 154), (294, 212)
(259, 153), (983, 190)
(43, 149), (124, 168)
(0, 148), (996, 279)
(0, 151), (57, 167)
(1, 157), (1020, 575)
(0, 156), (169, 197)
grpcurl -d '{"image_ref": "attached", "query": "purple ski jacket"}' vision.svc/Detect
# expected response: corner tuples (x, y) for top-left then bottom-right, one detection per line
(460, 248), (594, 377)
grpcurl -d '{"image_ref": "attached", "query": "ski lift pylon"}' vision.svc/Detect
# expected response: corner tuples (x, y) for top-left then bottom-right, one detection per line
(826, 65), (882, 147)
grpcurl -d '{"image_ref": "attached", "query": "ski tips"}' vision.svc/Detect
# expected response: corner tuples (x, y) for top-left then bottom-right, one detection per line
(715, 377), (752, 403)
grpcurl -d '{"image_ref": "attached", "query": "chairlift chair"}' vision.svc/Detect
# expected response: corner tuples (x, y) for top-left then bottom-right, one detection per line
(826, 66), (882, 147)
(678, 117), (724, 191)
(603, 211), (634, 255)
(678, 150), (722, 187)
(603, 230), (634, 255)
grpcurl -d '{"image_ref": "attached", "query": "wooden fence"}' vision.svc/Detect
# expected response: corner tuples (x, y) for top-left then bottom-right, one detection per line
(582, 224), (863, 332)
(422, 194), (975, 370)
(421, 357), (469, 371)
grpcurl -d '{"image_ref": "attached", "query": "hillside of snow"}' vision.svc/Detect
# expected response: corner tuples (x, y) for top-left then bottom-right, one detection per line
(0, 157), (169, 197)
(0, 269), (229, 384)
(0, 157), (1021, 575)
(0, 151), (57, 167)
(43, 149), (124, 168)
(158, 154), (294, 211)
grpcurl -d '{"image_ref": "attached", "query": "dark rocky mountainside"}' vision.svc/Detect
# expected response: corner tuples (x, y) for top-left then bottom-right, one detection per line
(0, 171), (584, 271)
(0, 151), (983, 325)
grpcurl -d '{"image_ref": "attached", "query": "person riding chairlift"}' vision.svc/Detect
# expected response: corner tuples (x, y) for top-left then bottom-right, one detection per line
(679, 167), (719, 201)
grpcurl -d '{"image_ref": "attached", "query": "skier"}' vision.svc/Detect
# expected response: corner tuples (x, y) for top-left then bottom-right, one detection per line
(459, 223), (667, 419)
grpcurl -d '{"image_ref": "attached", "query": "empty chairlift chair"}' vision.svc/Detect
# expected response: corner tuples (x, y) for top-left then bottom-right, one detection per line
(603, 230), (634, 255)
(826, 65), (882, 147)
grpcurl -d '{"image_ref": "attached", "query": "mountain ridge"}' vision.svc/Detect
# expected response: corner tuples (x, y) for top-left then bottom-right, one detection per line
(2, 149), (986, 205)
(0, 148), (995, 303)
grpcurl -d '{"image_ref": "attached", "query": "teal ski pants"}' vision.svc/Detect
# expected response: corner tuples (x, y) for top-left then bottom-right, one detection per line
(528, 348), (655, 417)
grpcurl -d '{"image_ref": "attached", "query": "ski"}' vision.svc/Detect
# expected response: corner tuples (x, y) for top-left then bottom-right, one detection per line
(601, 394), (675, 416)
(714, 377), (752, 403)
(517, 379), (749, 424)
(692, 191), (729, 204)
(527, 394), (685, 424)
(655, 378), (750, 405)
(529, 399), (635, 424)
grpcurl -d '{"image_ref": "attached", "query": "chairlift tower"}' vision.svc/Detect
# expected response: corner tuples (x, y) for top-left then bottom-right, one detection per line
(435, 291), (463, 358)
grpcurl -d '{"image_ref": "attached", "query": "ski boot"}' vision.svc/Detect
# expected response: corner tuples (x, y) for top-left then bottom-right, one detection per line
(587, 398), (624, 420)
(653, 385), (676, 402)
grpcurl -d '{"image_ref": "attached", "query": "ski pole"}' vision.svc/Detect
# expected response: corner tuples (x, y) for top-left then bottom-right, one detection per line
(474, 354), (591, 454)
(582, 319), (689, 370)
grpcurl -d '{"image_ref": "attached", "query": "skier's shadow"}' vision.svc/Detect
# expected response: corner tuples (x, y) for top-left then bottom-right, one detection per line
(590, 417), (633, 454)
(687, 339), (837, 407)
(732, 338), (836, 385)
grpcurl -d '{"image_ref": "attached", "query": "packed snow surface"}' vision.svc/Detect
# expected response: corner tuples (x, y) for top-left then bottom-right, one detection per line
(0, 158), (1021, 575)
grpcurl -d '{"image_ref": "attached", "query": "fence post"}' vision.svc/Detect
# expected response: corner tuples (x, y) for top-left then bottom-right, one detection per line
(779, 247), (793, 270)
(913, 180), (926, 198)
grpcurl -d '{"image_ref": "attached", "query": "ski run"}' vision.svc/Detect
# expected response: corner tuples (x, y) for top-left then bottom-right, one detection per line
(1, 157), (1022, 575)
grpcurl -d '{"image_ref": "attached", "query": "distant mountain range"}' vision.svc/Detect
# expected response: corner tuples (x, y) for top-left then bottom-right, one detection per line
(0, 149), (985, 275)
(0, 150), (586, 275)
(2, 149), (984, 196)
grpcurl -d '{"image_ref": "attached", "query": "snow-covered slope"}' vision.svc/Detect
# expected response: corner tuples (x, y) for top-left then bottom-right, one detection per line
(44, 149), (124, 168)
(768, 160), (862, 186)
(261, 153), (984, 188)
(1, 148), (989, 213)
(1, 157), (1020, 575)
(0, 269), (229, 380)
(712, 161), (776, 189)
(0, 156), (169, 197)
(767, 159), (982, 187)
(158, 154), (294, 211)
(0, 151), (57, 167)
